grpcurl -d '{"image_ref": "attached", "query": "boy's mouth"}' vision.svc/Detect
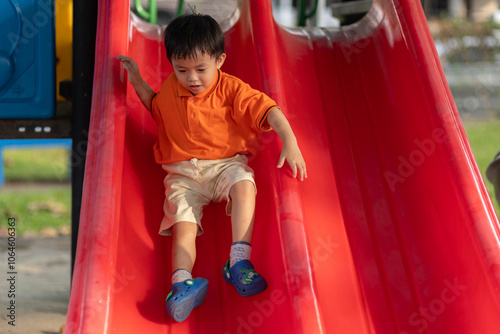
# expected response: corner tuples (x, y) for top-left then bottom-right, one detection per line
(190, 85), (202, 92)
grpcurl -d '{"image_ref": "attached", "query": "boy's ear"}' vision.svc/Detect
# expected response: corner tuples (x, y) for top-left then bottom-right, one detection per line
(217, 53), (226, 69)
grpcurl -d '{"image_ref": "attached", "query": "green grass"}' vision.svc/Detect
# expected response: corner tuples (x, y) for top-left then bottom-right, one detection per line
(0, 186), (71, 236)
(463, 120), (500, 216)
(1, 147), (71, 236)
(3, 147), (70, 182)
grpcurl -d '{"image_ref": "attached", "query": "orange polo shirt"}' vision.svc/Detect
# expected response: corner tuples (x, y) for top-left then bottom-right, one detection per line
(149, 70), (279, 164)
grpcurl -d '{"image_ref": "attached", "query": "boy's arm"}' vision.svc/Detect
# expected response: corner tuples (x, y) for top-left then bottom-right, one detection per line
(117, 55), (155, 110)
(266, 107), (307, 181)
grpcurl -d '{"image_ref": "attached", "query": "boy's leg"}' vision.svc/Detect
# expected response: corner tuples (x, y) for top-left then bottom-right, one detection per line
(229, 180), (256, 244)
(223, 179), (267, 296)
(167, 221), (208, 323)
(171, 221), (198, 275)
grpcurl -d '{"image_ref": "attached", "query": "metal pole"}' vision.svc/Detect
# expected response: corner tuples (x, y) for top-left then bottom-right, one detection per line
(71, 0), (97, 278)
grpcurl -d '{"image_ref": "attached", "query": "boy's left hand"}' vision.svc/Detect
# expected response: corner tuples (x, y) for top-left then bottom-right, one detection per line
(277, 143), (307, 181)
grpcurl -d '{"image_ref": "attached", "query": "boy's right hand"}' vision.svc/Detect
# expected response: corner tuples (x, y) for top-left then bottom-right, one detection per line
(116, 55), (155, 110)
(117, 55), (142, 86)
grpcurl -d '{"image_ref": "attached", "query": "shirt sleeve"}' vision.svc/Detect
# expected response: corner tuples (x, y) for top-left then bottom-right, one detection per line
(232, 80), (280, 132)
(148, 92), (158, 119)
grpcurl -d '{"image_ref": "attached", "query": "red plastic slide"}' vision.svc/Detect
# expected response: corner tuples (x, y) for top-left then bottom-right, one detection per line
(65, 0), (500, 333)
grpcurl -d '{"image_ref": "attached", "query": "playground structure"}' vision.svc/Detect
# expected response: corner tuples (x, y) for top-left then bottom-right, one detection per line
(63, 0), (500, 333)
(0, 0), (73, 119)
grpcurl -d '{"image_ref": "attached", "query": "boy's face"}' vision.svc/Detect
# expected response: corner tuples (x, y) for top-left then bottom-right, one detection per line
(172, 52), (226, 96)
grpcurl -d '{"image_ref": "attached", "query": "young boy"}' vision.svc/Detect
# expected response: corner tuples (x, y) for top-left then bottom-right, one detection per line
(117, 13), (306, 322)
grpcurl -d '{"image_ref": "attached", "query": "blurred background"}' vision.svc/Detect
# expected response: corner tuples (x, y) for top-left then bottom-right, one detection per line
(0, 0), (499, 333)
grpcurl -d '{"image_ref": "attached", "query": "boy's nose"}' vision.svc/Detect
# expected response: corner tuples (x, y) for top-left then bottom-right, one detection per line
(188, 72), (198, 82)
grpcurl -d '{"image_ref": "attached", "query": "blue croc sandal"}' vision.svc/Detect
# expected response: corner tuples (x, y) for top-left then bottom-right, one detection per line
(223, 260), (267, 297)
(165, 278), (208, 322)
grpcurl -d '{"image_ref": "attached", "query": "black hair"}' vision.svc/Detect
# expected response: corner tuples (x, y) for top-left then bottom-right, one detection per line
(164, 13), (225, 63)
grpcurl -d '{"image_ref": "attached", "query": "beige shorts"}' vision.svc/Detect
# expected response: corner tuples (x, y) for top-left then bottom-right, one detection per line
(159, 154), (256, 236)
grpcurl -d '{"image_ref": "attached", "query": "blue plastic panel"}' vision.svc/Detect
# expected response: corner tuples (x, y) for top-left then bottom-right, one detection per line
(0, 0), (55, 119)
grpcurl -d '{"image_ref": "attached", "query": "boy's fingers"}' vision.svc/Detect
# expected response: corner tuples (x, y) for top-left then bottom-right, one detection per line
(290, 162), (297, 178)
(297, 162), (306, 181)
(299, 165), (305, 181)
(277, 154), (285, 168)
(117, 56), (134, 67)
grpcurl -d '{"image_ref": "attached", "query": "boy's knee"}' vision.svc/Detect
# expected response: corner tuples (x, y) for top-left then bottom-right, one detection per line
(172, 221), (200, 238)
(230, 180), (256, 198)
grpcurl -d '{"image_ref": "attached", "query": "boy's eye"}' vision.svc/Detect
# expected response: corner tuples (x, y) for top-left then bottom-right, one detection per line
(198, 69), (206, 72)
(178, 70), (186, 73)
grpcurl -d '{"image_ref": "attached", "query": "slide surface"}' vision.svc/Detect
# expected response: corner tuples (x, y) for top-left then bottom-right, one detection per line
(65, 0), (500, 333)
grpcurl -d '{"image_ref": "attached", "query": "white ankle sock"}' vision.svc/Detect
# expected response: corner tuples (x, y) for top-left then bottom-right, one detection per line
(230, 241), (252, 268)
(171, 269), (192, 285)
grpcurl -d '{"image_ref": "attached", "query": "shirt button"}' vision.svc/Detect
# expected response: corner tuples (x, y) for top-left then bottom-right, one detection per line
(189, 98), (195, 103)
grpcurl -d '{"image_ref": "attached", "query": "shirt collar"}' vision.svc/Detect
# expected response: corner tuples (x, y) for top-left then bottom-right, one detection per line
(176, 69), (221, 98)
